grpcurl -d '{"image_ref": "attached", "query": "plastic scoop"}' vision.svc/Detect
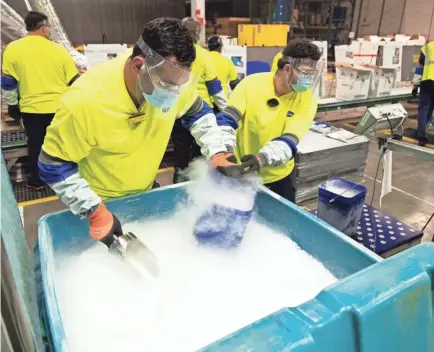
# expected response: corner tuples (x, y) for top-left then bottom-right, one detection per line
(108, 232), (159, 280)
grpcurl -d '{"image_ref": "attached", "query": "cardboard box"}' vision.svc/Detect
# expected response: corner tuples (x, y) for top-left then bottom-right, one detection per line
(238, 24), (289, 47)
(215, 17), (250, 38)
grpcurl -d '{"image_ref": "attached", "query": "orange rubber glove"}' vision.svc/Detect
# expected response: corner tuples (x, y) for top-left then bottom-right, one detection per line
(211, 152), (245, 178)
(88, 203), (123, 247)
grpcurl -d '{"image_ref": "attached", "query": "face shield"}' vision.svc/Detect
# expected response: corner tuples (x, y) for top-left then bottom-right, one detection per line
(136, 37), (198, 109)
(283, 57), (323, 93)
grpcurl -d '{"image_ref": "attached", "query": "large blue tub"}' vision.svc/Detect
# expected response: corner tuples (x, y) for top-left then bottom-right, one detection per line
(35, 184), (434, 352)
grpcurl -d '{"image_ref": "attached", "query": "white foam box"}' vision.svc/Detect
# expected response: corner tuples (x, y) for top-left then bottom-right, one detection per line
(378, 43), (403, 84)
(335, 45), (355, 65)
(312, 41), (328, 98)
(362, 65), (397, 98)
(335, 65), (372, 101)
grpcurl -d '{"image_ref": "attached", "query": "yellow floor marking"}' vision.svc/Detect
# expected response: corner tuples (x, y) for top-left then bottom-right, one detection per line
(18, 196), (58, 207)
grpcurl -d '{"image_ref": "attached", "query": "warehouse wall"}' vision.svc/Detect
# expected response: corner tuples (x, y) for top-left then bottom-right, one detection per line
(4, 0), (186, 44)
(352, 0), (434, 40)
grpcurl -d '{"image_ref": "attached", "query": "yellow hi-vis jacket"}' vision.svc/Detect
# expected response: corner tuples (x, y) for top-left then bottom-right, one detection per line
(1, 35), (78, 113)
(221, 72), (317, 184)
(194, 44), (218, 106)
(421, 42), (434, 82)
(209, 51), (238, 98)
(42, 53), (204, 199)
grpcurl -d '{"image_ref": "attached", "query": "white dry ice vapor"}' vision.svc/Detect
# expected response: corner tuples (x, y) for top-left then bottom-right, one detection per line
(54, 163), (337, 352)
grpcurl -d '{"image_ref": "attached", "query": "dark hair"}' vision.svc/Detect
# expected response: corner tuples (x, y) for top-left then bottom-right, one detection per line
(208, 35), (222, 51)
(131, 17), (196, 68)
(277, 39), (321, 69)
(24, 11), (48, 31)
(181, 17), (201, 42)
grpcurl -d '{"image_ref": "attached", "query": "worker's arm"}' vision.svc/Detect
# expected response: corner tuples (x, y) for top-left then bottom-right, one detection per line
(412, 52), (425, 88)
(242, 93), (317, 171)
(204, 59), (227, 111)
(180, 94), (245, 177)
(38, 104), (122, 245)
(214, 81), (248, 152)
(228, 59), (240, 91)
(261, 94), (317, 167)
(38, 103), (101, 216)
(60, 46), (80, 86)
(1, 47), (21, 120)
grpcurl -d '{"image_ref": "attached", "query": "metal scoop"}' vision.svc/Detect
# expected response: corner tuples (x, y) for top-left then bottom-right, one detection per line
(108, 232), (159, 280)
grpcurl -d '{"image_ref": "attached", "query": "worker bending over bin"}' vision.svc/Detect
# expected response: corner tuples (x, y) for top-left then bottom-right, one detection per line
(412, 40), (434, 147)
(1, 11), (79, 190)
(38, 18), (245, 250)
(172, 18), (228, 183)
(207, 35), (240, 98)
(216, 39), (321, 203)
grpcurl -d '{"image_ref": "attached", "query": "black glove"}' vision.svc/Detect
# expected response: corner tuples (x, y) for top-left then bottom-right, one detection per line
(412, 86), (418, 97)
(211, 153), (245, 178)
(8, 105), (21, 121)
(240, 154), (262, 173)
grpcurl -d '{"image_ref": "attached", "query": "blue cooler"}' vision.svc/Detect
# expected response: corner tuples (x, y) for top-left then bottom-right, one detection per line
(193, 171), (258, 248)
(317, 178), (367, 236)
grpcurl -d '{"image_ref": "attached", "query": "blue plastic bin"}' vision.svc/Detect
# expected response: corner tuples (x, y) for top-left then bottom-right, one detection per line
(317, 178), (367, 236)
(35, 184), (434, 352)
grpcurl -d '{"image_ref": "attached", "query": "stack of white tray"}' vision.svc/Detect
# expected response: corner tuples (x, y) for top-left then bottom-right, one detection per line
(295, 130), (369, 204)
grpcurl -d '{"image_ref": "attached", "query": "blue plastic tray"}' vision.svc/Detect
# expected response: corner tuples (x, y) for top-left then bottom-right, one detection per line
(35, 185), (434, 352)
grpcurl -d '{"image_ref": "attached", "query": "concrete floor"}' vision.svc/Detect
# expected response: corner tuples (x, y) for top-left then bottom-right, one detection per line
(21, 140), (434, 253)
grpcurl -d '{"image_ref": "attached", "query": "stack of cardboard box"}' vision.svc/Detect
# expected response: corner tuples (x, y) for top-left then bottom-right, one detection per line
(215, 17), (250, 38)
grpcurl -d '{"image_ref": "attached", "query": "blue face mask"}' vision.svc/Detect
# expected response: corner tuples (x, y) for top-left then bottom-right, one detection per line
(291, 75), (313, 93)
(142, 88), (179, 110)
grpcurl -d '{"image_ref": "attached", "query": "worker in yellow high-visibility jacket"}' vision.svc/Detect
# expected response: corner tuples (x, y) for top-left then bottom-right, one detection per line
(207, 35), (240, 98)
(412, 41), (434, 146)
(171, 18), (229, 184)
(216, 39), (321, 202)
(1, 11), (79, 190)
(37, 18), (245, 248)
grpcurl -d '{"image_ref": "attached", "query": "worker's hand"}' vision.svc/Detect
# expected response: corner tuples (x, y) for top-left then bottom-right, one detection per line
(412, 86), (419, 97)
(88, 203), (123, 247)
(8, 105), (21, 121)
(225, 152), (237, 163)
(240, 154), (262, 173)
(211, 152), (245, 178)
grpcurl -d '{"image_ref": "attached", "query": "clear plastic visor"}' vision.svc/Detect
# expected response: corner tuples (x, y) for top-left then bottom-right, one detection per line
(136, 37), (198, 94)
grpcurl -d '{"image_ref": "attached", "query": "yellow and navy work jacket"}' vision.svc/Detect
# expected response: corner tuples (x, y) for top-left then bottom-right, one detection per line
(38, 53), (226, 215)
(209, 51), (238, 98)
(413, 41), (434, 85)
(216, 72), (317, 184)
(1, 35), (78, 113)
(193, 44), (227, 111)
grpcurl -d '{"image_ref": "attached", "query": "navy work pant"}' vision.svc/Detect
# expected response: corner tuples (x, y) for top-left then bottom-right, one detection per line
(417, 81), (434, 140)
(265, 168), (297, 203)
(171, 118), (202, 170)
(21, 113), (55, 186)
